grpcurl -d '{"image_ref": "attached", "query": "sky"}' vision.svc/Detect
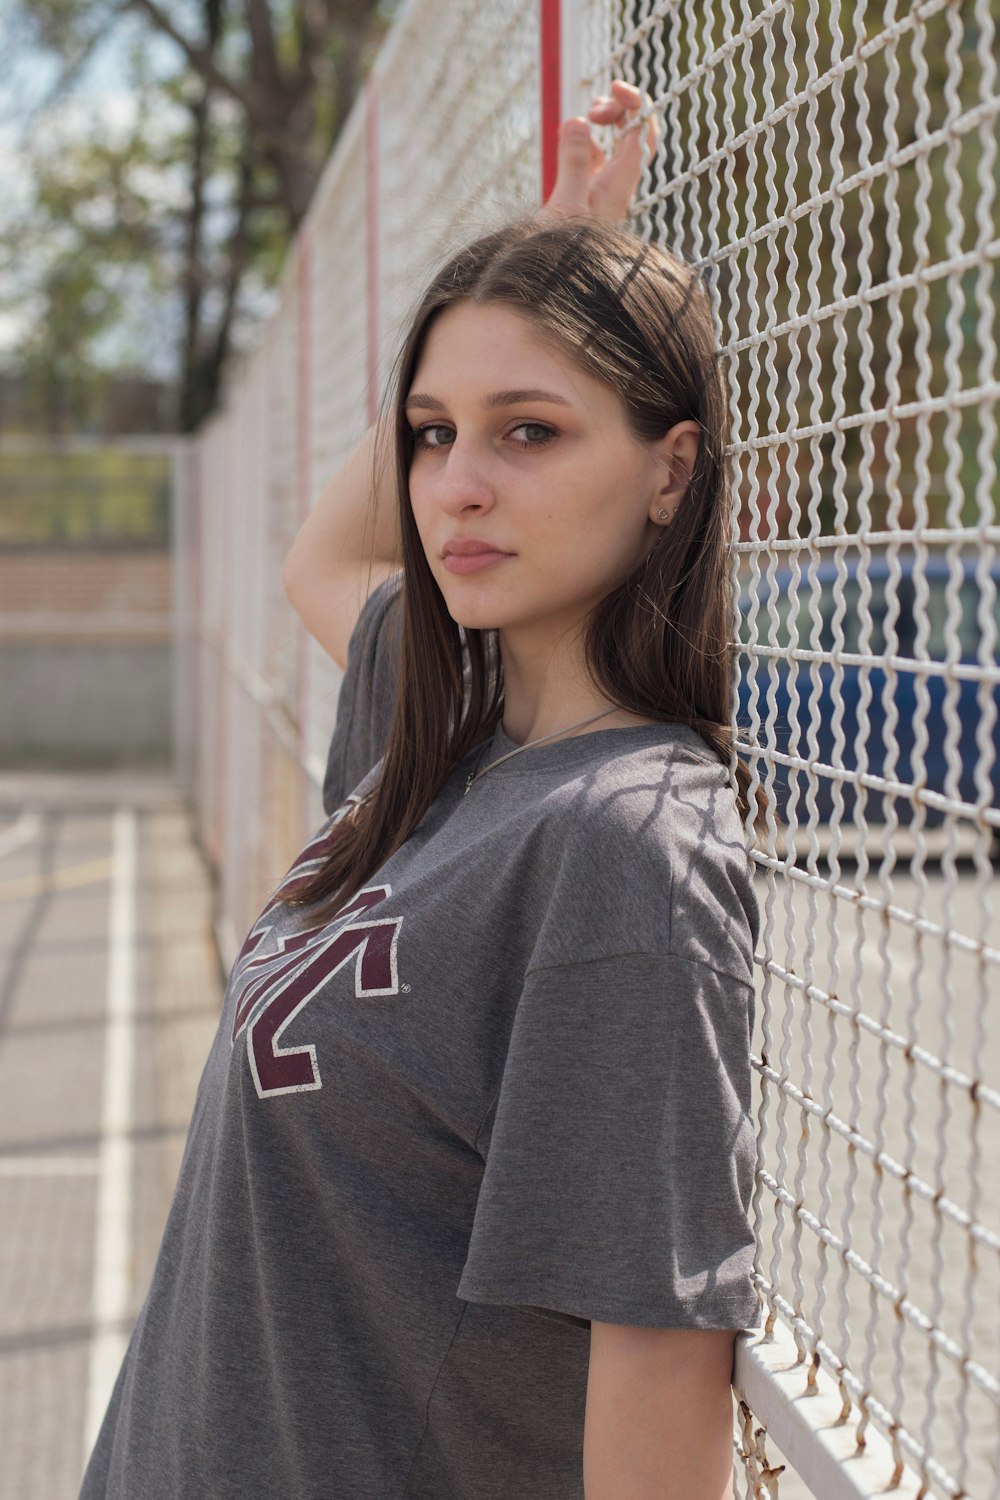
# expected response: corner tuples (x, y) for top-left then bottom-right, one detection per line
(0, 0), (181, 368)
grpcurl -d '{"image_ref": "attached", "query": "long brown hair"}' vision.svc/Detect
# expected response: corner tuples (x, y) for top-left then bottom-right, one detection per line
(287, 212), (767, 922)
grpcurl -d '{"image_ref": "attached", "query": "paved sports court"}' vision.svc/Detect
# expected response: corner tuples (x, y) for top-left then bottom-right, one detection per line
(3, 771), (994, 1499)
(0, 769), (812, 1500)
(0, 772), (223, 1499)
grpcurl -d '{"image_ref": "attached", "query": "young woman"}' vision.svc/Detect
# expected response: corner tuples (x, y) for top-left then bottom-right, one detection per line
(81, 84), (764, 1500)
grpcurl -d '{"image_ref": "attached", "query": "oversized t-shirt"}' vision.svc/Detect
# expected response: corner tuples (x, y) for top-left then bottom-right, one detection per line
(81, 572), (762, 1500)
(321, 568), (404, 814)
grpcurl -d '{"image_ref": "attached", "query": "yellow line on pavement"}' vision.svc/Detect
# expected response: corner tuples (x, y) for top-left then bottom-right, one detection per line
(0, 857), (113, 901)
(0, 1156), (100, 1176)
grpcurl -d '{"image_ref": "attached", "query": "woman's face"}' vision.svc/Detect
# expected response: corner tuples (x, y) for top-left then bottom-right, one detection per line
(405, 300), (695, 640)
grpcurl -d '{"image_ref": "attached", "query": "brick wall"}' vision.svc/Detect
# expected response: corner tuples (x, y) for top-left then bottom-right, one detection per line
(0, 549), (173, 642)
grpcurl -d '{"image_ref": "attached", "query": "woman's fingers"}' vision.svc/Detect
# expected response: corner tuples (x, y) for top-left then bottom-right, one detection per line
(588, 86), (659, 222)
(540, 117), (597, 218)
(588, 79), (645, 128)
(589, 81), (659, 173)
(536, 80), (659, 225)
(609, 104), (660, 164)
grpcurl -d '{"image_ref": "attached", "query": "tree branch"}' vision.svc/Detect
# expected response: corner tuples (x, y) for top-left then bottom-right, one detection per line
(121, 0), (321, 161)
(294, 0), (326, 91)
(121, 0), (264, 120)
(243, 0), (284, 93)
(202, 135), (257, 411)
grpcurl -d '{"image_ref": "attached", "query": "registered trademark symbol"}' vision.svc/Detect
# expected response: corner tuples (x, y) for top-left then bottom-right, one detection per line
(401, 983), (411, 993)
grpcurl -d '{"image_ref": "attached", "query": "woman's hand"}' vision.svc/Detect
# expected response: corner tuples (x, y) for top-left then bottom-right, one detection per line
(537, 79), (660, 227)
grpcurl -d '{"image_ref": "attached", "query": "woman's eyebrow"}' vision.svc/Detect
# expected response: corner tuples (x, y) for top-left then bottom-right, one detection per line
(404, 388), (574, 412)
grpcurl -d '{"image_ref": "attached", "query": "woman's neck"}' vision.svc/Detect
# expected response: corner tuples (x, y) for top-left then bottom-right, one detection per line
(497, 623), (658, 746)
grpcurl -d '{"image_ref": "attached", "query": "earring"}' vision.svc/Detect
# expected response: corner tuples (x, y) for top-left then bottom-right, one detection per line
(657, 508), (671, 522)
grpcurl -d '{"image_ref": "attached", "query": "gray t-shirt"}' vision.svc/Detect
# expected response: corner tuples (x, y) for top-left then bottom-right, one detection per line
(322, 570), (404, 815)
(81, 573), (761, 1500)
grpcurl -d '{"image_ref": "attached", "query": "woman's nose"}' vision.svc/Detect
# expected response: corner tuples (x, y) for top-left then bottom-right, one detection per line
(434, 442), (496, 516)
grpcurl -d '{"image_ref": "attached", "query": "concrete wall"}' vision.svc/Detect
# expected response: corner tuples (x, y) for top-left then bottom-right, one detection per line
(0, 549), (174, 765)
(0, 642), (173, 763)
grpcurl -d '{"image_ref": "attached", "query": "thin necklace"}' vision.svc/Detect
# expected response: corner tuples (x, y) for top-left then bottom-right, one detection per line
(463, 706), (620, 795)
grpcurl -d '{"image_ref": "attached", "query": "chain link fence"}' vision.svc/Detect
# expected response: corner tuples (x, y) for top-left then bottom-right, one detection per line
(176, 3), (1000, 1494)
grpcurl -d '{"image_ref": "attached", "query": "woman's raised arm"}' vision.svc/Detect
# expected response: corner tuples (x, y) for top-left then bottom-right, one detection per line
(283, 420), (402, 671)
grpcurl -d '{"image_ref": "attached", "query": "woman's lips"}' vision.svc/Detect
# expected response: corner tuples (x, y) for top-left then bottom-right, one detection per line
(442, 551), (513, 574)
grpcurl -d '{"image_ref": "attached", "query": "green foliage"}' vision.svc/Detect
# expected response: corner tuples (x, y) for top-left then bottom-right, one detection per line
(0, 448), (172, 545)
(2, 0), (393, 433)
(9, 69), (173, 427)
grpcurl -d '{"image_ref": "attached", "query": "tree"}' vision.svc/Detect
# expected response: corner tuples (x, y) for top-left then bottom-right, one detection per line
(2, 0), (396, 432)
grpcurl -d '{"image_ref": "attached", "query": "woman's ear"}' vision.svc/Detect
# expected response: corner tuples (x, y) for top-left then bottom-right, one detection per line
(650, 420), (701, 523)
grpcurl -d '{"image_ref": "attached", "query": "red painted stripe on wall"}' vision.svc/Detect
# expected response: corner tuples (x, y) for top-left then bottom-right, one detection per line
(296, 230), (314, 845)
(539, 0), (562, 203)
(297, 230), (313, 524)
(365, 82), (380, 426)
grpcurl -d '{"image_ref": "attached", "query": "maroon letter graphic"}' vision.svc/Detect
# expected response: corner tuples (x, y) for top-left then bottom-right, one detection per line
(231, 885), (389, 1043)
(229, 884), (403, 1098)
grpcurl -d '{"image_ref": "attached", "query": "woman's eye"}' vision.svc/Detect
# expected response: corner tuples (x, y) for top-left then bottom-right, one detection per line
(509, 423), (556, 447)
(411, 424), (452, 450)
(411, 422), (555, 451)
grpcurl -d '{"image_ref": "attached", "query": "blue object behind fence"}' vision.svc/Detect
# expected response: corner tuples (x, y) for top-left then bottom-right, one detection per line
(736, 556), (1000, 828)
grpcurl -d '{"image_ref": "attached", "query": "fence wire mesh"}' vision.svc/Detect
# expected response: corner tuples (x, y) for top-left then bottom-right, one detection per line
(180, 2), (1000, 1495)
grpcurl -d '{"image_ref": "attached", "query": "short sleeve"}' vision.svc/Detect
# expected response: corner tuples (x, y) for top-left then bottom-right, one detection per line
(457, 952), (760, 1332)
(322, 570), (403, 815)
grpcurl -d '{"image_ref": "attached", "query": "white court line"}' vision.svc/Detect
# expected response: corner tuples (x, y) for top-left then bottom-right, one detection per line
(0, 810), (41, 860)
(0, 1156), (99, 1176)
(82, 807), (137, 1466)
